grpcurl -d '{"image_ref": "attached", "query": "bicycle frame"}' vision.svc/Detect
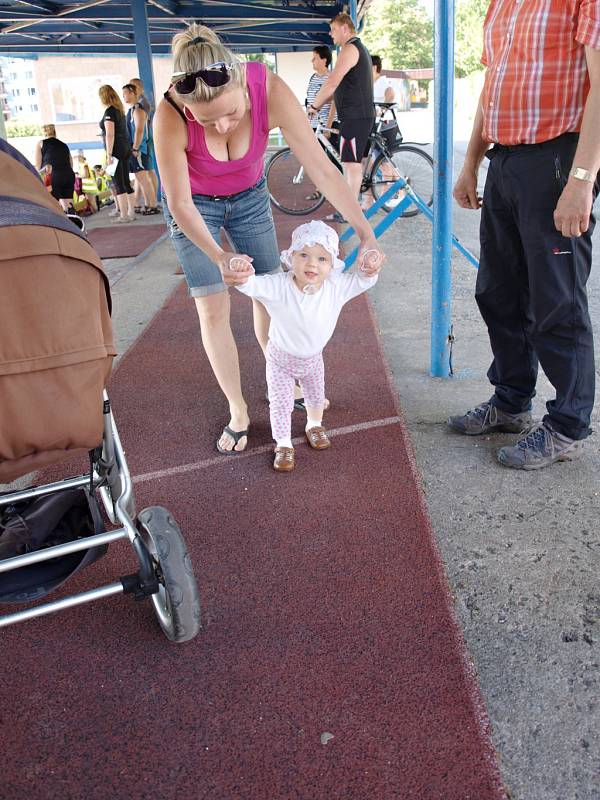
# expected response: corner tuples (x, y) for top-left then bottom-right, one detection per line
(312, 111), (400, 193)
(266, 105), (433, 218)
(280, 124), (342, 193)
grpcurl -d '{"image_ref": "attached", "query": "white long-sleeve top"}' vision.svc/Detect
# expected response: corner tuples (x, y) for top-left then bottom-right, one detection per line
(236, 270), (378, 358)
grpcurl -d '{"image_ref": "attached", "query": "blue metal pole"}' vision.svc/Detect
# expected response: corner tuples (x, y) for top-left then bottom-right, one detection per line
(348, 0), (358, 27)
(131, 0), (155, 112)
(431, 0), (455, 377)
(130, 0), (160, 185)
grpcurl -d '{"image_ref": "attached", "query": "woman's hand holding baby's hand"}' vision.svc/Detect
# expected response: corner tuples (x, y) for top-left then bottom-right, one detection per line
(357, 229), (385, 276)
(218, 252), (255, 285)
(358, 246), (385, 276)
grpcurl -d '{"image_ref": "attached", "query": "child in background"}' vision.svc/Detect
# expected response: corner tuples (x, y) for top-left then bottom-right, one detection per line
(74, 152), (99, 214)
(235, 220), (382, 472)
(93, 164), (116, 208)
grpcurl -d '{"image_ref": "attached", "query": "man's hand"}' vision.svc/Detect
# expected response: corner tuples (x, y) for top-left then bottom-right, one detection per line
(453, 168), (482, 210)
(217, 252), (255, 285)
(553, 179), (594, 237)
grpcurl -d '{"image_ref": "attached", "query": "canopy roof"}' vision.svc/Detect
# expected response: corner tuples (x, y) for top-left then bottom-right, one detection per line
(0, 0), (372, 54)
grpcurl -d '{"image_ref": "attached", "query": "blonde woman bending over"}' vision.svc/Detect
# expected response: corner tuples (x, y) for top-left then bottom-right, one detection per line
(154, 23), (384, 454)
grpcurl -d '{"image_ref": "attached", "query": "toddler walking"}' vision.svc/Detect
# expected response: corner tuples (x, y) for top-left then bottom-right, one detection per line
(236, 220), (382, 471)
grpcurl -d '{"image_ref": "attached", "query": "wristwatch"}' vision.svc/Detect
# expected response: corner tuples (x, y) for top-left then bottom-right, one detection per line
(569, 166), (594, 183)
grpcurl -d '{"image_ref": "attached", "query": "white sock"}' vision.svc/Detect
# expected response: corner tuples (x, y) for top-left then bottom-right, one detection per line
(276, 438), (293, 449)
(305, 417), (322, 432)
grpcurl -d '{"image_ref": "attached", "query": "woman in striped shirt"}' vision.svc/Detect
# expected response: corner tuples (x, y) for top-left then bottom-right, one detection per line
(306, 46), (339, 149)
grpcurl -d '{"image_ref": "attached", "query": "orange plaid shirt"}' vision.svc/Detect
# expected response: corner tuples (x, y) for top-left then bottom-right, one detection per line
(481, 0), (600, 144)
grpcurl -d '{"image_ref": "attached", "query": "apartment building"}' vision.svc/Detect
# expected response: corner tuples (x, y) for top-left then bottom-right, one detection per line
(0, 63), (9, 121)
(0, 56), (41, 121)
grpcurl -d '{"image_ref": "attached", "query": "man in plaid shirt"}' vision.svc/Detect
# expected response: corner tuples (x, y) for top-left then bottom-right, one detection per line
(449, 0), (600, 470)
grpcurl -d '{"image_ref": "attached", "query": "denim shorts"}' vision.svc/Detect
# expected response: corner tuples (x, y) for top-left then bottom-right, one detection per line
(163, 175), (281, 297)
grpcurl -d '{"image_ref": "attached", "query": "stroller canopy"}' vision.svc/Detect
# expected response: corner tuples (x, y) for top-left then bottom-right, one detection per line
(0, 147), (115, 484)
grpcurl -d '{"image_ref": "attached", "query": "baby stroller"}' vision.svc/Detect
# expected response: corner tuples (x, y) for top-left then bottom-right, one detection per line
(0, 145), (201, 642)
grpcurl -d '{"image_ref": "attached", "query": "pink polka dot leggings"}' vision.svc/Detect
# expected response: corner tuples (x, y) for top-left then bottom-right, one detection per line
(266, 340), (325, 443)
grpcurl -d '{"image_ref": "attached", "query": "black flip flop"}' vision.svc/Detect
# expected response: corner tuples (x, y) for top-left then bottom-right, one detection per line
(216, 425), (249, 455)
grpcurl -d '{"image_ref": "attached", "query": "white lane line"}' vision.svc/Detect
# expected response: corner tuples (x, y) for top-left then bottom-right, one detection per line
(133, 416), (402, 485)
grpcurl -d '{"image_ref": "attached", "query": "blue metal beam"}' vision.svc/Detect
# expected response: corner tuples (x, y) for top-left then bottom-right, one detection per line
(348, 0), (357, 27)
(131, 0), (155, 110)
(0, 33), (333, 50)
(0, 3), (342, 22)
(430, 0), (454, 377)
(11, 0), (61, 11)
(0, 19), (331, 33)
(0, 40), (330, 53)
(149, 0), (179, 14)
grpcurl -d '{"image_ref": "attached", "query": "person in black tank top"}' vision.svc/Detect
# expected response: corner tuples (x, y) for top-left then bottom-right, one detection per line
(34, 124), (76, 212)
(308, 12), (375, 216)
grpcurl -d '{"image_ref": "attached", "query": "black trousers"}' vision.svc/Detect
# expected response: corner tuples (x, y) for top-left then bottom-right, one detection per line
(112, 155), (134, 196)
(477, 133), (598, 440)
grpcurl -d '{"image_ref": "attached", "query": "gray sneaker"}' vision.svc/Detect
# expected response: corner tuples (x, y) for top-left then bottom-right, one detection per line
(447, 401), (532, 436)
(497, 422), (583, 470)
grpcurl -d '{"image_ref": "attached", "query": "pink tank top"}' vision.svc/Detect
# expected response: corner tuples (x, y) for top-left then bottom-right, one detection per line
(185, 61), (269, 196)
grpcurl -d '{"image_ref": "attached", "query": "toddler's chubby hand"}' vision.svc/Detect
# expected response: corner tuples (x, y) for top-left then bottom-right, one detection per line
(219, 253), (255, 285)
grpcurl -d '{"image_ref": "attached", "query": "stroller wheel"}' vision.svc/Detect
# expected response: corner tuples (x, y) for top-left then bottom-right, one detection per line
(136, 506), (201, 643)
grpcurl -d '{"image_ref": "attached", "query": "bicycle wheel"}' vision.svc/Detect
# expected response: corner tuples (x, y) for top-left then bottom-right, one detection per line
(266, 147), (325, 216)
(371, 145), (434, 217)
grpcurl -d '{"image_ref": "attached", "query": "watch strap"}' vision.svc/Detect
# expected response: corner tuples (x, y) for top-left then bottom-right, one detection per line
(569, 167), (594, 183)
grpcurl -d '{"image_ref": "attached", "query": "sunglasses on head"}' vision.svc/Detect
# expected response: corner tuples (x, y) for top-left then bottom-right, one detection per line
(171, 62), (236, 94)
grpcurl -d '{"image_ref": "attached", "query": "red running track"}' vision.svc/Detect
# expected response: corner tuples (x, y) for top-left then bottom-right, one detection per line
(1, 256), (506, 798)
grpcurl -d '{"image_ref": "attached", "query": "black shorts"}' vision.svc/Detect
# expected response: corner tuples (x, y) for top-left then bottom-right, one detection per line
(128, 151), (152, 173)
(51, 169), (75, 200)
(338, 117), (375, 163)
(329, 120), (340, 153)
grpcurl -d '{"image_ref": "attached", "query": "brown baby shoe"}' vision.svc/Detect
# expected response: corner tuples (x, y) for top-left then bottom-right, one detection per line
(305, 426), (331, 450)
(273, 446), (295, 472)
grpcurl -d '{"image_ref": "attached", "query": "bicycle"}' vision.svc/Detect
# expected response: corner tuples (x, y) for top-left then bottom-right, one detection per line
(266, 103), (434, 218)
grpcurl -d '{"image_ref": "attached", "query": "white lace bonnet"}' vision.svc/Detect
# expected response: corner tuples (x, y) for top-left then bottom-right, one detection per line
(280, 219), (345, 272)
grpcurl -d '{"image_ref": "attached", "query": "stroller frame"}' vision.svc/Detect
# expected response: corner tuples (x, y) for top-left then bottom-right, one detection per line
(0, 392), (201, 642)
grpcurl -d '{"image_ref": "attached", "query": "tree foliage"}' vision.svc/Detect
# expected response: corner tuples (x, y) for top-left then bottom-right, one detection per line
(454, 0), (488, 77)
(362, 0), (433, 70)
(6, 121), (42, 137)
(361, 0), (488, 76)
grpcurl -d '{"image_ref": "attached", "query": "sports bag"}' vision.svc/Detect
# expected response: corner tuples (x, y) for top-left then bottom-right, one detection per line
(380, 120), (403, 153)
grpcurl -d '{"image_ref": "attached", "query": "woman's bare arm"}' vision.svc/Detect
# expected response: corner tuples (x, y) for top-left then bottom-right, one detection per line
(104, 119), (115, 160)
